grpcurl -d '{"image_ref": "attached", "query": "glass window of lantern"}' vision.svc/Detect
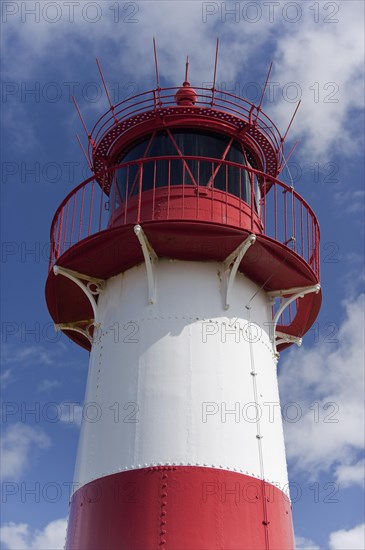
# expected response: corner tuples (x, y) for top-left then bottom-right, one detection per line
(114, 129), (261, 210)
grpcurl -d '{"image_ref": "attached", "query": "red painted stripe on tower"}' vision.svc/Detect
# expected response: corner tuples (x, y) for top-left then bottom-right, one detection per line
(66, 467), (294, 550)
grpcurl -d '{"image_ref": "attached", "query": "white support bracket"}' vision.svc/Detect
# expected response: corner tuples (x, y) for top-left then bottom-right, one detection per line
(222, 234), (256, 310)
(54, 320), (96, 344)
(275, 331), (302, 348)
(53, 265), (105, 323)
(134, 224), (158, 304)
(268, 283), (320, 354)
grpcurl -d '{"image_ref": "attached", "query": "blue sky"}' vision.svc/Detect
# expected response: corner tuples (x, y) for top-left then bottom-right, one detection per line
(1, 1), (364, 548)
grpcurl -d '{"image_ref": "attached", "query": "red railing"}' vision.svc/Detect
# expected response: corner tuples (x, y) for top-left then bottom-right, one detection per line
(88, 87), (285, 170)
(49, 157), (320, 283)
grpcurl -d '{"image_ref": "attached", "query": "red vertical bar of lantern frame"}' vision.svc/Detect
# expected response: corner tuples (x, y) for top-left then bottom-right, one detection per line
(124, 166), (129, 225)
(182, 162), (185, 219)
(70, 193), (77, 246)
(250, 169), (254, 231)
(300, 203), (304, 262)
(306, 209), (310, 263)
(57, 206), (64, 258)
(55, 211), (61, 260)
(48, 220), (55, 272)
(62, 202), (70, 255)
(238, 167), (242, 228)
(210, 161), (214, 223)
(283, 188), (288, 245)
(137, 162), (142, 223)
(88, 181), (95, 237)
(152, 160), (157, 221)
(53, 216), (60, 265)
(225, 164), (228, 224)
(262, 179), (267, 232)
(61, 203), (68, 254)
(196, 160), (200, 219)
(167, 159), (171, 219)
(311, 218), (315, 271)
(274, 180), (278, 241)
(98, 178), (104, 232)
(78, 186), (86, 242)
(316, 223), (320, 279)
(292, 188), (296, 251)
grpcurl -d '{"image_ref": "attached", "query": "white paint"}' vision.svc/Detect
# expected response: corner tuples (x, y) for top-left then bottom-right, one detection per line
(73, 259), (289, 491)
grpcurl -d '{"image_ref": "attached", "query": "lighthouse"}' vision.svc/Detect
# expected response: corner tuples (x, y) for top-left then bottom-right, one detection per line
(46, 44), (321, 549)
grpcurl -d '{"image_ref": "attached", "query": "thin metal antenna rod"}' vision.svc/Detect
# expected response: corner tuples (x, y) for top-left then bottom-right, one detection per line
(76, 134), (93, 172)
(153, 37), (160, 88)
(282, 100), (301, 144)
(277, 100), (301, 159)
(185, 55), (189, 83)
(211, 38), (219, 107)
(72, 96), (94, 147)
(283, 140), (299, 167)
(153, 37), (161, 106)
(278, 140), (300, 188)
(96, 58), (118, 123)
(254, 62), (273, 123)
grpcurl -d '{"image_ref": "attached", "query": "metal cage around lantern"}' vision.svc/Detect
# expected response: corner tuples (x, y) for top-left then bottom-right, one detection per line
(46, 61), (321, 353)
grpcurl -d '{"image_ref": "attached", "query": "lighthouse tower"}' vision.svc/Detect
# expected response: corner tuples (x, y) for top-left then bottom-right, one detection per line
(46, 47), (321, 550)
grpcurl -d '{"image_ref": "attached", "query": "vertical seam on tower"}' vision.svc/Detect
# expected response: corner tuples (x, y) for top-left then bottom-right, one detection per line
(247, 305), (270, 550)
(158, 469), (168, 547)
(134, 348), (142, 467)
(187, 323), (193, 462)
(89, 343), (102, 481)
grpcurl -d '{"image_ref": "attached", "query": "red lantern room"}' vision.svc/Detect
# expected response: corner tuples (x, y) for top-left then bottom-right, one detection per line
(46, 42), (321, 550)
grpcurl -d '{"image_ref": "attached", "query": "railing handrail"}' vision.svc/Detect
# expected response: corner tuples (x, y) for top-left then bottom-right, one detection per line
(50, 156), (319, 244)
(51, 155), (318, 235)
(50, 155), (320, 282)
(88, 86), (284, 163)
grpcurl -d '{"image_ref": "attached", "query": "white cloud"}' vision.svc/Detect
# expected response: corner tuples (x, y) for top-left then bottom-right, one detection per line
(329, 523), (365, 550)
(59, 402), (83, 428)
(0, 423), (51, 480)
(2, 1), (363, 162)
(334, 190), (365, 215)
(1, 368), (13, 389)
(0, 518), (67, 550)
(278, 294), (365, 484)
(269, 1), (364, 159)
(335, 458), (365, 488)
(296, 535), (320, 550)
(342, 255), (365, 301)
(1, 345), (55, 367)
(37, 379), (61, 392)
(1, 2), (224, 82)
(1, 342), (70, 369)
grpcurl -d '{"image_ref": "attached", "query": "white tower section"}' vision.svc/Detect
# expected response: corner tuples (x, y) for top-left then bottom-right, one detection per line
(74, 258), (289, 491)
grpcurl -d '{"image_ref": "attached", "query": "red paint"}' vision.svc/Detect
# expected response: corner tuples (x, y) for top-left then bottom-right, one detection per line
(48, 159), (320, 281)
(108, 186), (263, 234)
(45, 220), (321, 351)
(90, 91), (283, 182)
(66, 467), (294, 550)
(175, 83), (198, 106)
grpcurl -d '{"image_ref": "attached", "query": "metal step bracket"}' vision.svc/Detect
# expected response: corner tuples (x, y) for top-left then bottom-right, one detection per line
(275, 330), (302, 348)
(54, 319), (96, 344)
(268, 283), (320, 354)
(53, 265), (105, 323)
(222, 234), (256, 310)
(134, 224), (158, 304)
